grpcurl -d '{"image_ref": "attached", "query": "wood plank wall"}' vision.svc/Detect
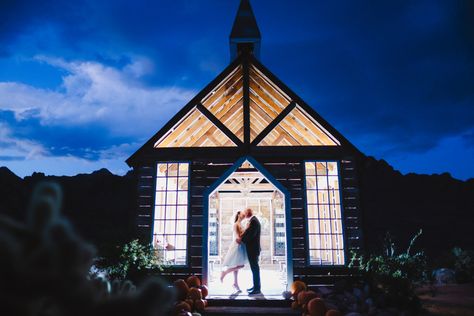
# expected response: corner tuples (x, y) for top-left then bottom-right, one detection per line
(134, 156), (364, 286)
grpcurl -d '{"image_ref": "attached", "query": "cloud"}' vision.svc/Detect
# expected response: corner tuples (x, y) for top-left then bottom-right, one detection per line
(0, 123), (47, 160)
(0, 56), (194, 135)
(0, 56), (195, 166)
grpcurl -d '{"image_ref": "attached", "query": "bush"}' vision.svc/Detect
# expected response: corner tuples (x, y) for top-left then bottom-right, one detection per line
(349, 229), (427, 311)
(452, 247), (474, 283)
(106, 239), (168, 281)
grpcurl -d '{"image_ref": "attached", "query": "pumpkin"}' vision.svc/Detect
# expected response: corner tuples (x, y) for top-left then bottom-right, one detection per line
(185, 299), (194, 310)
(307, 297), (327, 316)
(325, 310), (342, 316)
(194, 299), (206, 312)
(199, 285), (208, 298)
(174, 301), (191, 313)
(291, 280), (307, 296)
(291, 301), (300, 310)
(174, 279), (189, 301)
(297, 290), (318, 306)
(186, 275), (201, 288)
(188, 288), (202, 301)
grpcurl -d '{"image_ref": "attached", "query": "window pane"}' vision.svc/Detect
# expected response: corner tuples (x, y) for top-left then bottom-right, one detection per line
(327, 162), (338, 175)
(178, 177), (189, 190)
(305, 162), (316, 175)
(153, 162), (189, 266)
(306, 190), (317, 204)
(317, 176), (328, 189)
(177, 191), (188, 205)
(178, 163), (189, 176)
(328, 176), (339, 190)
(168, 164), (178, 177)
(305, 176), (316, 189)
(318, 190), (329, 204)
(316, 162), (327, 176)
(156, 177), (167, 190)
(329, 189), (340, 204)
(177, 206), (187, 219)
(166, 191), (177, 205)
(304, 161), (345, 266)
(155, 191), (166, 205)
(307, 204), (318, 218)
(167, 177), (178, 191)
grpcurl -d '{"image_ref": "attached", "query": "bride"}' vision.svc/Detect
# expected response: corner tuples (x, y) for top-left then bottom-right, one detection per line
(220, 210), (247, 292)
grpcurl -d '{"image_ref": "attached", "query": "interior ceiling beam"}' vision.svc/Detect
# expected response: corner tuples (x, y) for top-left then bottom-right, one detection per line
(196, 103), (243, 146)
(251, 101), (297, 146)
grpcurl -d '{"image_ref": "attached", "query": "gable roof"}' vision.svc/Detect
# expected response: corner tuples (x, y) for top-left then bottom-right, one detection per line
(126, 52), (362, 167)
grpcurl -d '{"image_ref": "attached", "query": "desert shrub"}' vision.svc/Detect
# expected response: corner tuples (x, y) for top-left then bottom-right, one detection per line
(0, 181), (173, 316)
(349, 229), (427, 311)
(452, 247), (474, 283)
(106, 239), (168, 281)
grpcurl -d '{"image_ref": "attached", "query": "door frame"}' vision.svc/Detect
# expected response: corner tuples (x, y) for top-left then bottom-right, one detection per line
(202, 155), (293, 288)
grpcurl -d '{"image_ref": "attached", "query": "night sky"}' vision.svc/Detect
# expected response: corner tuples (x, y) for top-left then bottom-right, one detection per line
(0, 0), (473, 179)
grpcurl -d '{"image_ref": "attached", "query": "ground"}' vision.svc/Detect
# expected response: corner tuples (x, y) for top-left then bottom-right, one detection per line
(419, 283), (474, 316)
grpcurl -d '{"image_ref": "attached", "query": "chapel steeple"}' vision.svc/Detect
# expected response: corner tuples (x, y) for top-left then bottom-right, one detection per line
(229, 0), (261, 61)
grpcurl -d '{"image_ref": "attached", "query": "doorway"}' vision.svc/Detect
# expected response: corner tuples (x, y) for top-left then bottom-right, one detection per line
(204, 157), (292, 298)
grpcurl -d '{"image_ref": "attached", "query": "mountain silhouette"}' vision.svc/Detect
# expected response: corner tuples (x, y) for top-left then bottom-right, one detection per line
(0, 157), (472, 259)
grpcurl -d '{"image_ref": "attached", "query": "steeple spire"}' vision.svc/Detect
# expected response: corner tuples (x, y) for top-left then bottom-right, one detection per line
(229, 0), (261, 61)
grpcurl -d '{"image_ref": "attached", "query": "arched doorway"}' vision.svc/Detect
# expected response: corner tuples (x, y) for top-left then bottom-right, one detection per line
(203, 156), (292, 298)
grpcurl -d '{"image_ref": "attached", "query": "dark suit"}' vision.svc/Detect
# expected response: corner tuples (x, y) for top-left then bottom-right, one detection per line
(241, 216), (261, 291)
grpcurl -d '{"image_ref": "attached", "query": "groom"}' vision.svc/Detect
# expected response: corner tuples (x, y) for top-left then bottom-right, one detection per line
(237, 208), (261, 295)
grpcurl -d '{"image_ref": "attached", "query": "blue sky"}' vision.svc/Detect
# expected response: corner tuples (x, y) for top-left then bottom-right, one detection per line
(0, 0), (473, 179)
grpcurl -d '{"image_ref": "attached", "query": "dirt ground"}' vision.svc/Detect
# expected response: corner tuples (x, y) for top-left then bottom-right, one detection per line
(417, 283), (474, 316)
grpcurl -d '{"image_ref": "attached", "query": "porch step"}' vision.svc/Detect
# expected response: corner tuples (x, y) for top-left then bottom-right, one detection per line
(203, 306), (299, 316)
(207, 298), (291, 308)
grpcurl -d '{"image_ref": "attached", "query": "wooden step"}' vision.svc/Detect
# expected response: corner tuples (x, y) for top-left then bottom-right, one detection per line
(203, 306), (299, 316)
(207, 298), (291, 308)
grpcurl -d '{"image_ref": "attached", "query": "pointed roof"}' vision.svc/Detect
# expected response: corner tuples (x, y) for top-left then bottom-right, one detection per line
(126, 51), (362, 167)
(230, 0), (261, 40)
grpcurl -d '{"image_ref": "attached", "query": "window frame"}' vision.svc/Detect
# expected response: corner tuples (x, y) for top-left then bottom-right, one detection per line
(303, 160), (346, 267)
(152, 161), (191, 267)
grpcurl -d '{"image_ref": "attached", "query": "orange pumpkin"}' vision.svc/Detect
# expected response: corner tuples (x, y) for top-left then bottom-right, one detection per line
(199, 285), (208, 299)
(186, 275), (201, 288)
(325, 310), (342, 316)
(297, 290), (318, 306)
(194, 299), (206, 312)
(174, 301), (191, 313)
(291, 280), (307, 296)
(188, 288), (202, 301)
(307, 297), (327, 316)
(174, 279), (189, 301)
(185, 299), (194, 310)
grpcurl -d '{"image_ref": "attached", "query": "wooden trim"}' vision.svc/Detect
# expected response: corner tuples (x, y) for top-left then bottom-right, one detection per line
(126, 55), (245, 167)
(196, 103), (243, 147)
(243, 53), (250, 147)
(251, 101), (296, 146)
(248, 54), (363, 156)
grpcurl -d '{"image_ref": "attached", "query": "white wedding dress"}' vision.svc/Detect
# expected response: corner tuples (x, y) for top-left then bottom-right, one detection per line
(222, 223), (247, 267)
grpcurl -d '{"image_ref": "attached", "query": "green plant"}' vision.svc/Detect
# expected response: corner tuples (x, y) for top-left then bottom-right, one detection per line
(452, 247), (474, 283)
(349, 229), (427, 311)
(107, 239), (167, 280)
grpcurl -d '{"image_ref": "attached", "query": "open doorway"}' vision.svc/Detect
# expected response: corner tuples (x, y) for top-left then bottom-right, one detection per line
(205, 159), (290, 298)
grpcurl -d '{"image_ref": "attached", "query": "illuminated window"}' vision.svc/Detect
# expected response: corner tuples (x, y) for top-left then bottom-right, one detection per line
(153, 162), (189, 265)
(305, 161), (344, 265)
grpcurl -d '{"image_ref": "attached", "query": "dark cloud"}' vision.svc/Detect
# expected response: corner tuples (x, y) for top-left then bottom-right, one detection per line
(0, 0), (473, 177)
(0, 110), (134, 160)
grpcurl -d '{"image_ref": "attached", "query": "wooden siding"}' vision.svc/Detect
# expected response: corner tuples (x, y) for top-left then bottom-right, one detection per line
(135, 156), (364, 286)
